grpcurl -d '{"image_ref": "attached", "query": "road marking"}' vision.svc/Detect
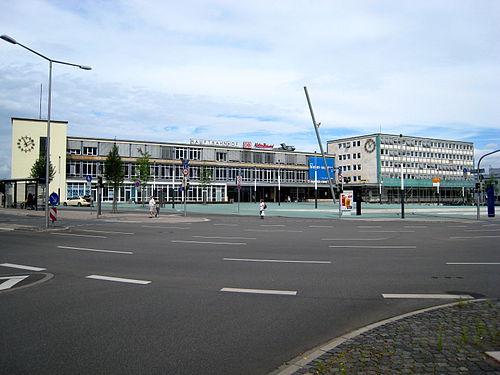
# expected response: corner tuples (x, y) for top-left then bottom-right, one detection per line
(51, 233), (107, 238)
(382, 293), (473, 299)
(0, 263), (46, 271)
(79, 229), (134, 235)
(193, 236), (256, 240)
(57, 246), (133, 255)
(0, 227), (14, 231)
(448, 225), (469, 228)
(404, 225), (427, 228)
(220, 287), (297, 296)
(309, 225), (334, 228)
(223, 258), (331, 264)
(447, 262), (500, 265)
(261, 224), (286, 227)
(142, 226), (190, 230)
(86, 275), (151, 285)
(171, 240), (246, 245)
(464, 229), (500, 232)
(214, 224), (238, 226)
(0, 275), (30, 291)
(329, 245), (416, 249)
(450, 235), (500, 239)
(322, 238), (389, 241)
(359, 230), (415, 233)
(357, 226), (382, 228)
(245, 229), (303, 233)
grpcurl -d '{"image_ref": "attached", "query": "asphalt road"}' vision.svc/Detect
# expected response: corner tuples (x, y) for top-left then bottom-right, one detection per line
(0, 212), (499, 374)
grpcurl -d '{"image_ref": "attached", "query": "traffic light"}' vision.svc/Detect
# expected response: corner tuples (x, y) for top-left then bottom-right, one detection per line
(97, 176), (103, 188)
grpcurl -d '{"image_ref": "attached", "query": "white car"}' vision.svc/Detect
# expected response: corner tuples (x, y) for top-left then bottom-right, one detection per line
(63, 196), (92, 207)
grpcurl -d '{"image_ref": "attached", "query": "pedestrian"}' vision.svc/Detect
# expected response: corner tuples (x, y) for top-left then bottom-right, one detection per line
(259, 199), (266, 219)
(155, 199), (160, 218)
(149, 196), (156, 218)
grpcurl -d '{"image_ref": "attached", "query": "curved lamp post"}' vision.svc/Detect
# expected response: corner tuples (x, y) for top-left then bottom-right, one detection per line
(1, 34), (91, 229)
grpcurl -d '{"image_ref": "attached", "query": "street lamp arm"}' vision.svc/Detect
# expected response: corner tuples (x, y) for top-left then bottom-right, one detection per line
(2, 35), (91, 70)
(477, 149), (500, 170)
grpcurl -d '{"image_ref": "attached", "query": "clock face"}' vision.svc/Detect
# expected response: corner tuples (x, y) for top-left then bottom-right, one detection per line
(364, 138), (376, 153)
(17, 136), (35, 153)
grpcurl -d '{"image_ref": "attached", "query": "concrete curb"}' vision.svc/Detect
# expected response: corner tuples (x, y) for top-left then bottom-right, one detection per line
(269, 298), (490, 375)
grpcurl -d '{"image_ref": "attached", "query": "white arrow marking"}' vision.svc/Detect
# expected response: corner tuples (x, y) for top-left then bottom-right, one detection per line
(0, 275), (29, 291)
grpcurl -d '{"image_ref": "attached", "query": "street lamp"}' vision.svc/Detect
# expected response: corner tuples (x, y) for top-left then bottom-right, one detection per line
(1, 34), (91, 229)
(277, 159), (281, 206)
(399, 134), (405, 219)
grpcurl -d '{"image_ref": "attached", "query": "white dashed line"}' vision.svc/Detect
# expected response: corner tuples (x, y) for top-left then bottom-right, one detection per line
(51, 233), (107, 238)
(220, 287), (297, 296)
(446, 262), (500, 265)
(86, 275), (151, 285)
(382, 293), (473, 299)
(0, 263), (46, 271)
(57, 246), (133, 255)
(329, 245), (416, 249)
(223, 258), (331, 264)
(172, 240), (246, 245)
(193, 236), (256, 240)
(79, 229), (134, 235)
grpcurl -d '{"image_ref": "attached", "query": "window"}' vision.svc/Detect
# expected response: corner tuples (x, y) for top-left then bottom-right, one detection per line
(353, 153), (357, 159)
(68, 148), (81, 155)
(216, 152), (227, 162)
(358, 164), (361, 170)
(83, 147), (97, 155)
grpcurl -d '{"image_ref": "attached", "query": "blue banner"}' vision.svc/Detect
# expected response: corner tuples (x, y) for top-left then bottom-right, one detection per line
(309, 156), (335, 181)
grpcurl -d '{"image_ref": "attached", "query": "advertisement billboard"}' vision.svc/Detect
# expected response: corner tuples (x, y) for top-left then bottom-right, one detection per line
(308, 156), (335, 181)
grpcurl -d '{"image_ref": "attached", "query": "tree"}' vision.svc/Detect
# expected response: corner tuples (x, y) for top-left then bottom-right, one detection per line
(30, 157), (55, 181)
(199, 164), (213, 204)
(104, 143), (125, 213)
(132, 148), (152, 206)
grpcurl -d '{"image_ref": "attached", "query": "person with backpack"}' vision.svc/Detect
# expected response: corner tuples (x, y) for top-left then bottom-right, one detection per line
(259, 199), (267, 219)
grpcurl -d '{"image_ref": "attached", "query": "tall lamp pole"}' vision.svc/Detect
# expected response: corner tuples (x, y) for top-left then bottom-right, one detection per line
(1, 35), (91, 229)
(400, 134), (405, 219)
(475, 149), (500, 220)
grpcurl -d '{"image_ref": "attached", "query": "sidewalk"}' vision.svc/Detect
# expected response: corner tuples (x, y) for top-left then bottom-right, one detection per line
(275, 299), (499, 375)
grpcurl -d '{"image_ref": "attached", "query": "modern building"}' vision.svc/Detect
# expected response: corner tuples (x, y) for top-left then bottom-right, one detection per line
(5, 117), (336, 207)
(327, 134), (475, 204)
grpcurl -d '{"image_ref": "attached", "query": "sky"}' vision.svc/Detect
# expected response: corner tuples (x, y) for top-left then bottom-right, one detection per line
(1, 0), (499, 179)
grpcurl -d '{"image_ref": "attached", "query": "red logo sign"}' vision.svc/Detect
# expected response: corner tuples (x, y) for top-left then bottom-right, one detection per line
(254, 143), (274, 149)
(243, 141), (252, 149)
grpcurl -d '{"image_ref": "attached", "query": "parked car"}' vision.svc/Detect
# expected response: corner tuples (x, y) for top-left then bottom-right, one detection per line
(63, 196), (92, 207)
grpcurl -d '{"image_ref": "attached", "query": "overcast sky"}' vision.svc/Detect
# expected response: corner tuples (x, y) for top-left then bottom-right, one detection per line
(1, 0), (499, 179)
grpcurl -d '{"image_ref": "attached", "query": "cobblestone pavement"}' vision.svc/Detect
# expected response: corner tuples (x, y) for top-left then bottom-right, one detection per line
(290, 300), (499, 375)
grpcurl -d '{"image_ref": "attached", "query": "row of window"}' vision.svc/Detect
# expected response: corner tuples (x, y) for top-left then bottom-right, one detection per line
(380, 138), (473, 150)
(66, 161), (309, 183)
(338, 140), (362, 148)
(381, 161), (468, 171)
(338, 153), (361, 160)
(339, 164), (362, 172)
(380, 149), (473, 160)
(381, 173), (468, 181)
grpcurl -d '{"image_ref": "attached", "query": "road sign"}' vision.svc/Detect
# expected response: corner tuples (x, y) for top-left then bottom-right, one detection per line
(236, 175), (242, 185)
(183, 168), (189, 177)
(471, 168), (485, 174)
(49, 192), (59, 206)
(49, 206), (57, 222)
(86, 175), (92, 182)
(134, 181), (140, 188)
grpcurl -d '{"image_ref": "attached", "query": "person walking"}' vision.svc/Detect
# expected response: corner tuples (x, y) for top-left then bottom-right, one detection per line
(259, 199), (266, 219)
(149, 196), (156, 218)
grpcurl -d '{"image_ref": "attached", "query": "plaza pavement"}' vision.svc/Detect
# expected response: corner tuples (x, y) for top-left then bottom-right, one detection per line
(1, 203), (498, 374)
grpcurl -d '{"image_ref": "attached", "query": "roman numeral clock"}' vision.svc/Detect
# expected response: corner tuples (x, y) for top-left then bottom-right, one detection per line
(17, 135), (35, 153)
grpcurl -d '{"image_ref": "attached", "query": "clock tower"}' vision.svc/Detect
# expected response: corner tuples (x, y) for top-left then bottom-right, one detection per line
(11, 118), (68, 201)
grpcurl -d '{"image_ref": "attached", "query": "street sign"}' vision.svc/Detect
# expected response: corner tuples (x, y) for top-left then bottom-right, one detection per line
(236, 175), (242, 185)
(183, 168), (189, 177)
(86, 175), (92, 182)
(49, 206), (57, 222)
(471, 168), (485, 174)
(134, 181), (140, 188)
(49, 192), (59, 206)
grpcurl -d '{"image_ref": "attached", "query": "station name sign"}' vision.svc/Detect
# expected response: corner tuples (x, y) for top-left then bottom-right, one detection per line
(190, 139), (239, 147)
